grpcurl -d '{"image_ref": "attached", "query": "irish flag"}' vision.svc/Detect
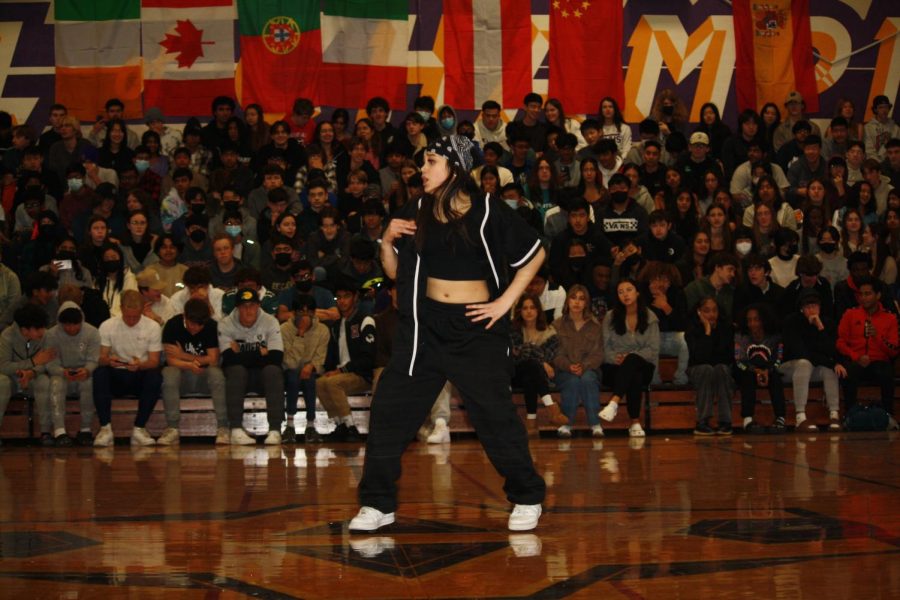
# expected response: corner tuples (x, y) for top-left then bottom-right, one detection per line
(236, 0), (322, 118)
(733, 0), (819, 113)
(141, 0), (237, 118)
(54, 0), (143, 120)
(443, 0), (532, 110)
(319, 1), (408, 108)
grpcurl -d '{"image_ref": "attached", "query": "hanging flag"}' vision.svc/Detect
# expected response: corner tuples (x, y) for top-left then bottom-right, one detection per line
(443, 0), (532, 110)
(733, 0), (819, 113)
(54, 0), (143, 121)
(236, 1), (322, 118)
(548, 0), (624, 114)
(319, 0), (409, 108)
(141, 0), (237, 118)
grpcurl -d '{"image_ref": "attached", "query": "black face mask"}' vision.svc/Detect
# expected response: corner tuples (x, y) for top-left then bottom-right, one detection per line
(819, 242), (837, 254)
(295, 280), (312, 292)
(39, 224), (55, 237)
(223, 201), (240, 213)
(611, 191), (629, 205)
(662, 105), (675, 116)
(191, 203), (206, 215)
(274, 252), (292, 267)
(189, 229), (207, 243)
(56, 250), (76, 261)
(103, 259), (120, 273)
(569, 257), (586, 273)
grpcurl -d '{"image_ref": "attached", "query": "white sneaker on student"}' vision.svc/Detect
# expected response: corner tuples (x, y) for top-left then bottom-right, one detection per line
(93, 424), (114, 447)
(592, 424), (605, 438)
(628, 423), (646, 437)
(215, 427), (230, 445)
(131, 427), (156, 446)
(508, 504), (542, 531)
(349, 506), (395, 532)
(157, 427), (180, 446)
(599, 402), (618, 422)
(230, 428), (256, 445)
(426, 419), (450, 444)
(264, 430), (282, 445)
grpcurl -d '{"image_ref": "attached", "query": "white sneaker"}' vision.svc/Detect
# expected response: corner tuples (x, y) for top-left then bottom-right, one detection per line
(215, 427), (230, 445)
(157, 427), (180, 446)
(349, 536), (396, 558)
(599, 402), (618, 422)
(629, 423), (646, 437)
(93, 424), (114, 447)
(349, 506), (395, 532)
(508, 504), (542, 531)
(131, 427), (156, 446)
(264, 430), (282, 445)
(231, 428), (256, 445)
(888, 416), (899, 431)
(426, 419), (450, 444)
(592, 424), (605, 438)
(556, 425), (572, 438)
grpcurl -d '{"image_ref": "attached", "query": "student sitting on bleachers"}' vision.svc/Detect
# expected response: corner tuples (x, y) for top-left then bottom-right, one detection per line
(0, 304), (53, 447)
(46, 302), (100, 446)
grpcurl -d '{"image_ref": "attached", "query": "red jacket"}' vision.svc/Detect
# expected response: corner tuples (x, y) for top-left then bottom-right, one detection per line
(837, 305), (900, 363)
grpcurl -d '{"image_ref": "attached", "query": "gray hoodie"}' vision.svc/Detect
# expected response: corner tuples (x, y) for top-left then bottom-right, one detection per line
(0, 320), (49, 376)
(45, 301), (101, 375)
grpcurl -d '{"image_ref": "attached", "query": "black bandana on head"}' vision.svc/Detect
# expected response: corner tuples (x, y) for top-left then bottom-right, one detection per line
(426, 135), (474, 172)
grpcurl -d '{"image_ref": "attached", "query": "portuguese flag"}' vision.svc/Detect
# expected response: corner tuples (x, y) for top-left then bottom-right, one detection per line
(236, 1), (322, 118)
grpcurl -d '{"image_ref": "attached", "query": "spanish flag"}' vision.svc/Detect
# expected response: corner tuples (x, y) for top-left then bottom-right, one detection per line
(733, 0), (819, 113)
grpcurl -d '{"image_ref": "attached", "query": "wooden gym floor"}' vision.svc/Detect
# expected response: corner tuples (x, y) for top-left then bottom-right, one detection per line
(0, 432), (898, 599)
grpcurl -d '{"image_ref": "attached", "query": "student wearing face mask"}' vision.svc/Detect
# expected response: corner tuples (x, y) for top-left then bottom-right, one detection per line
(436, 105), (458, 138)
(275, 261), (339, 324)
(262, 235), (297, 294)
(59, 163), (96, 232)
(767, 228), (800, 287)
(20, 210), (63, 274)
(96, 243), (138, 318)
(178, 214), (213, 270)
(815, 226), (849, 287)
(220, 211), (260, 271)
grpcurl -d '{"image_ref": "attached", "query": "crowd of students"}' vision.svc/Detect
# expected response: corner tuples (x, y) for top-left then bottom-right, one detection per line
(0, 87), (898, 446)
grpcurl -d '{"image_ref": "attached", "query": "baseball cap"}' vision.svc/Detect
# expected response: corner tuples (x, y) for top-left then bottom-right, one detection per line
(689, 131), (709, 146)
(784, 91), (804, 106)
(234, 287), (261, 306)
(144, 107), (165, 123)
(136, 270), (166, 291)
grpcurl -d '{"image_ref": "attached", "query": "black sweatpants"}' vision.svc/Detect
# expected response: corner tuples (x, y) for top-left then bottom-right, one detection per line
(603, 354), (654, 419)
(842, 361), (895, 414)
(734, 366), (786, 419)
(513, 359), (552, 415)
(359, 299), (546, 514)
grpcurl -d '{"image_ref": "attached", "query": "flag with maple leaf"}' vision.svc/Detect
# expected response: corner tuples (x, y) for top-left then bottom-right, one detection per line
(141, 0), (237, 117)
(548, 0), (624, 114)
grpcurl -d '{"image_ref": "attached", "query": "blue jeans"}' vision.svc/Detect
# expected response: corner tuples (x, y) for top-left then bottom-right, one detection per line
(652, 331), (688, 384)
(554, 370), (601, 426)
(284, 369), (317, 421)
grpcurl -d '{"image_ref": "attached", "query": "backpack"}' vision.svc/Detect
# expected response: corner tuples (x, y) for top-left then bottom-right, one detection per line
(843, 403), (891, 431)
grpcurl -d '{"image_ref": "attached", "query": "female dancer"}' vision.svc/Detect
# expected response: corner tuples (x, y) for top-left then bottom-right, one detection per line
(351, 136), (547, 533)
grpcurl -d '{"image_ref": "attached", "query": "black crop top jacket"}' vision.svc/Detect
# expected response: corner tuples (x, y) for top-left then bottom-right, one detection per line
(389, 193), (542, 375)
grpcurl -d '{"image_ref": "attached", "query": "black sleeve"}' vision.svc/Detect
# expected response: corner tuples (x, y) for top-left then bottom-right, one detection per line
(345, 318), (376, 377)
(161, 318), (178, 345)
(496, 198), (542, 269)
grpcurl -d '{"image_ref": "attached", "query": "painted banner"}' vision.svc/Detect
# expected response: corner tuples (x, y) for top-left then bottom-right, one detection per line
(0, 1), (897, 128)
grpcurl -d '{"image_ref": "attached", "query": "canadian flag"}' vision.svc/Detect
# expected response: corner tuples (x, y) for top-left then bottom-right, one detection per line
(141, 0), (236, 117)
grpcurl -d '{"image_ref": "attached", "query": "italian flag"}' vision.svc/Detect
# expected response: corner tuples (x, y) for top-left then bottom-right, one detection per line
(236, 0), (323, 118)
(141, 0), (237, 118)
(319, 0), (408, 108)
(54, 0), (143, 121)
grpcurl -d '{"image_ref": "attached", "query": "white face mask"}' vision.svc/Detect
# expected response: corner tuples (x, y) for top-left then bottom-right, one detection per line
(735, 241), (753, 256)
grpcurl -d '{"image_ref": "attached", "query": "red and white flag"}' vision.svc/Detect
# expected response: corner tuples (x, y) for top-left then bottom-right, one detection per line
(141, 0), (236, 117)
(442, 0), (533, 110)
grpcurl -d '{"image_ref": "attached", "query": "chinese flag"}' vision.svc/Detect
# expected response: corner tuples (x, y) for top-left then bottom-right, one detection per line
(733, 0), (819, 113)
(548, 0), (624, 114)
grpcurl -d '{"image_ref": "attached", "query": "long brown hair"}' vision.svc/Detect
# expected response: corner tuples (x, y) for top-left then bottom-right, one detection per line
(513, 293), (548, 332)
